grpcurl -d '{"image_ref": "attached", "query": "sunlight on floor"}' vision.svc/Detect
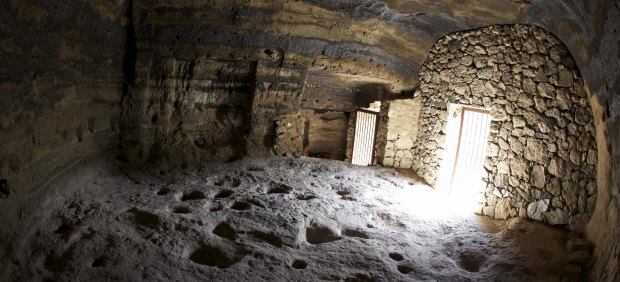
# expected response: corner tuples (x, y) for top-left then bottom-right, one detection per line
(384, 182), (484, 221)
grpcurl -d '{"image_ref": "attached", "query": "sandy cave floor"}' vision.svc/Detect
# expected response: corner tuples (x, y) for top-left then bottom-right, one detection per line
(4, 156), (569, 281)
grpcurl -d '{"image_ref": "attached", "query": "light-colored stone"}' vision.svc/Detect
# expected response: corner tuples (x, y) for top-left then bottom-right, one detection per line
(531, 165), (546, 188)
(527, 199), (549, 221)
(494, 198), (511, 220)
(524, 138), (546, 163)
(394, 138), (414, 150)
(487, 143), (499, 157)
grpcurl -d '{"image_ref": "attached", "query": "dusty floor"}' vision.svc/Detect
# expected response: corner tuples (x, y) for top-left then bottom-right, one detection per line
(4, 156), (569, 281)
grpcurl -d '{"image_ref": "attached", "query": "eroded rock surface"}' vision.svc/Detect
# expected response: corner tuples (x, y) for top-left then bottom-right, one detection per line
(5, 157), (569, 281)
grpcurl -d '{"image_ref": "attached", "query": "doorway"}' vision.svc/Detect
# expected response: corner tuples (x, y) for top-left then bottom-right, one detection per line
(351, 109), (379, 166)
(440, 105), (492, 194)
(305, 111), (348, 160)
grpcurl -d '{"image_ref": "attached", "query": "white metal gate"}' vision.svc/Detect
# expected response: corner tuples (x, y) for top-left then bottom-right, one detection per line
(449, 107), (492, 192)
(351, 110), (378, 166)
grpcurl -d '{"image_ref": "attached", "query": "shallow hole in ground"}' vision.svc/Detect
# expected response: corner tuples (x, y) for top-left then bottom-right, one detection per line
(54, 223), (70, 234)
(291, 259), (308, 269)
(337, 190), (350, 196)
(458, 252), (486, 272)
(156, 188), (171, 195)
(128, 209), (160, 229)
(296, 194), (316, 200)
(213, 223), (237, 241)
(232, 178), (242, 187)
(343, 228), (369, 239)
(173, 206), (191, 214)
(189, 245), (242, 269)
(180, 191), (206, 201)
(215, 189), (233, 199)
(250, 231), (283, 247)
(231, 201), (252, 211)
(389, 252), (404, 261)
(91, 256), (105, 267)
(306, 225), (341, 244)
(337, 190), (356, 201)
(44, 247), (75, 273)
(397, 264), (414, 274)
(268, 183), (292, 194)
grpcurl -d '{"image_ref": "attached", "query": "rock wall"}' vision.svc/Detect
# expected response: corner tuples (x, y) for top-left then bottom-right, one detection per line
(246, 62), (308, 156)
(413, 25), (597, 232)
(0, 0), (130, 273)
(383, 98), (422, 169)
(121, 58), (257, 165)
(273, 113), (306, 157)
(345, 111), (357, 163)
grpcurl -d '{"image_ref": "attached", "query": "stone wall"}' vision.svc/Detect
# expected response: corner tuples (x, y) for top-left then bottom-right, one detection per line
(413, 25), (597, 232)
(383, 98), (421, 169)
(273, 113), (306, 157)
(246, 62), (307, 156)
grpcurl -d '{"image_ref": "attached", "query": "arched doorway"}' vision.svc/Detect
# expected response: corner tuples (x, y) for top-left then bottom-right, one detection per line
(411, 24), (598, 232)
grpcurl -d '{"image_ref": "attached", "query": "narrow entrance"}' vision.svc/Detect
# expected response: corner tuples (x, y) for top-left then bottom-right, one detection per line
(351, 109), (378, 166)
(440, 105), (492, 194)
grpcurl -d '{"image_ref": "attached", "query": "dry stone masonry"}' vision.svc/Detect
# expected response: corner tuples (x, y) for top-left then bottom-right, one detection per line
(273, 113), (306, 157)
(413, 25), (597, 232)
(383, 98), (422, 169)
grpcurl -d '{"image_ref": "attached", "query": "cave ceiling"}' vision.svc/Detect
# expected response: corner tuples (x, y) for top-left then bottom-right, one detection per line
(136, 0), (612, 93)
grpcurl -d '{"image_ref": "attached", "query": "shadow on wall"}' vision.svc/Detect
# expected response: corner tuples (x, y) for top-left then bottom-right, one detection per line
(351, 83), (388, 107)
(120, 58), (258, 167)
(0, 179), (8, 199)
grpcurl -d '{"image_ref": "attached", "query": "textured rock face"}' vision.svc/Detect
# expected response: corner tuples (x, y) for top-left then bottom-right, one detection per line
(0, 0), (129, 184)
(274, 114), (306, 157)
(413, 25), (598, 232)
(3, 157), (574, 281)
(0, 0), (130, 272)
(383, 98), (421, 169)
(121, 1), (388, 164)
(122, 58), (257, 164)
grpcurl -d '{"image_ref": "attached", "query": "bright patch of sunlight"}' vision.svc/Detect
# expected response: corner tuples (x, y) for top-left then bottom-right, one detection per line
(390, 182), (485, 220)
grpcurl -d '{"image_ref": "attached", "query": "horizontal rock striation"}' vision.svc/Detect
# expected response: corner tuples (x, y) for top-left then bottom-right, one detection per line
(0, 0), (130, 273)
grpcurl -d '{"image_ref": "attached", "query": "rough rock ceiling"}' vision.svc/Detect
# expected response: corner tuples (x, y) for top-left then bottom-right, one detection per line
(299, 0), (605, 80)
(138, 0), (614, 94)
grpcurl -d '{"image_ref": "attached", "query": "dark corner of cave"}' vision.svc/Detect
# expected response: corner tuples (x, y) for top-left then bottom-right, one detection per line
(1, 1), (618, 281)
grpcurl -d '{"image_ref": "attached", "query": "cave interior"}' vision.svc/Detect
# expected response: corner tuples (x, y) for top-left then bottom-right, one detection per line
(0, 0), (619, 281)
